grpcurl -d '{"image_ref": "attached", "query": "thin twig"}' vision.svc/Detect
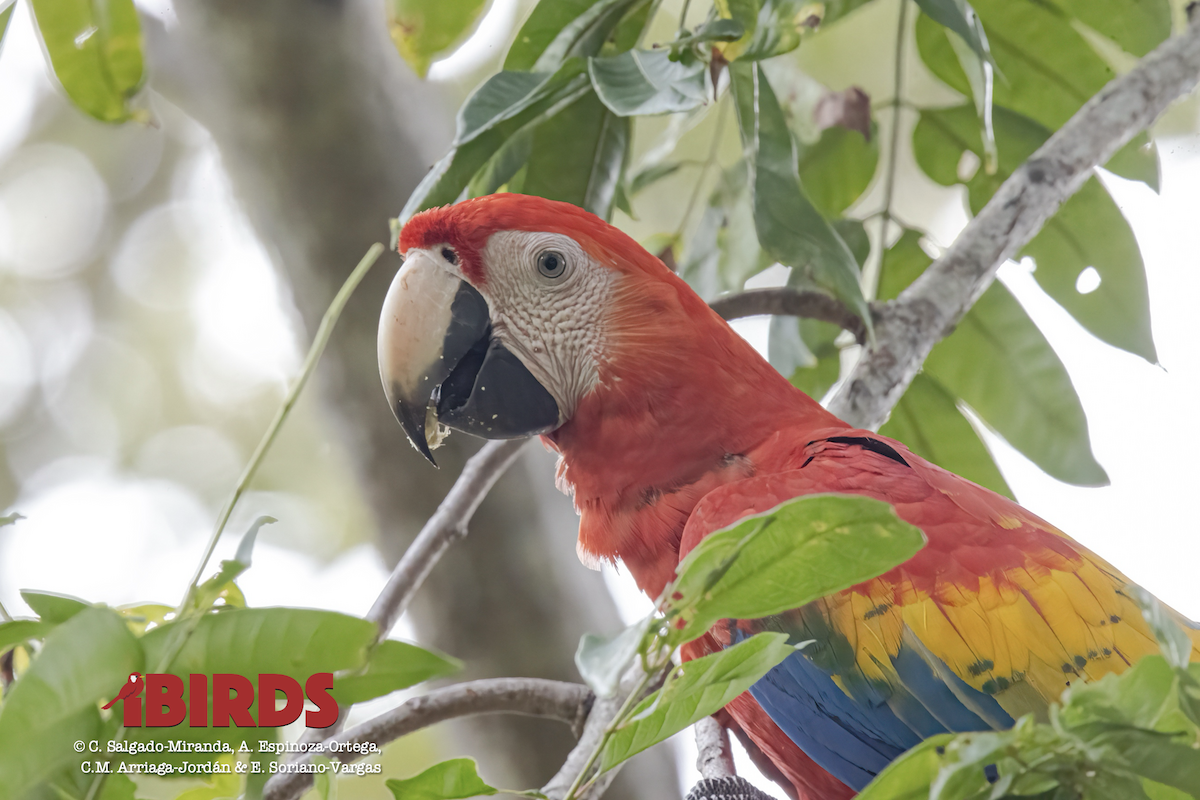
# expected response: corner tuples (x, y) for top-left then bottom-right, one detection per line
(181, 243), (386, 610)
(366, 438), (529, 638)
(291, 437), (530, 748)
(828, 14), (1200, 430)
(878, 0), (908, 234)
(695, 716), (736, 779)
(81, 244), (385, 800)
(543, 664), (648, 800)
(867, 0), (910, 300)
(709, 287), (869, 343)
(262, 678), (593, 800)
(675, 94), (729, 240)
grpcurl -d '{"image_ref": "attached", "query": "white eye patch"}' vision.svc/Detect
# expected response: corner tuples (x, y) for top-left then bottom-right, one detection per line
(477, 230), (618, 420)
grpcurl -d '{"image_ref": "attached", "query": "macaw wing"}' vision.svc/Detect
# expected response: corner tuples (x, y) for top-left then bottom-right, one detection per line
(679, 431), (1200, 793)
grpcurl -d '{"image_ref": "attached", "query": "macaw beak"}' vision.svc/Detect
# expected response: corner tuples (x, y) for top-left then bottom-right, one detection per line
(377, 250), (560, 465)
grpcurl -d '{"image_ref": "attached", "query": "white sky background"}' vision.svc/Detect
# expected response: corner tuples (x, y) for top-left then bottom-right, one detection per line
(1, 0), (1199, 796)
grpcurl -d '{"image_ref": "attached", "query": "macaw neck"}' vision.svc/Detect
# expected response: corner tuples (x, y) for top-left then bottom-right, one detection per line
(543, 274), (845, 591)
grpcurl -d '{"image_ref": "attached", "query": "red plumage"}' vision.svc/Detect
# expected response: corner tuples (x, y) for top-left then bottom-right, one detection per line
(398, 195), (1200, 798)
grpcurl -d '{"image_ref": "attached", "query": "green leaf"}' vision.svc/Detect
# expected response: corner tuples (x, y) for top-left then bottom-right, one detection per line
(576, 616), (653, 697)
(628, 160), (683, 195)
(881, 372), (1015, 499)
(28, 0), (145, 123)
(98, 772), (139, 800)
(0, 607), (141, 800)
(0, 4), (14, 58)
(1101, 731), (1200, 795)
(0, 619), (51, 653)
(784, 319), (842, 401)
(820, 0), (880, 27)
(1047, 0), (1171, 59)
(926, 5), (999, 173)
(401, 62), (592, 220)
(729, 62), (870, 335)
(680, 163), (774, 299)
(915, 0), (989, 60)
(21, 590), (89, 624)
(1143, 778), (1195, 800)
(468, 128), (533, 197)
(1061, 655), (1177, 730)
(0, 511), (21, 528)
(875, 227), (930, 301)
(669, 494), (926, 642)
(797, 125), (879, 219)
(142, 607), (376, 678)
(1107, 133), (1160, 192)
(314, 757), (337, 800)
(694, 18), (746, 43)
(914, 0), (1113, 132)
(857, 734), (954, 800)
(916, 11), (1157, 191)
(1129, 588), (1195, 672)
(1019, 176), (1157, 362)
(769, 229), (854, 396)
(235, 515), (273, 566)
(331, 639), (462, 705)
(913, 104), (1156, 362)
(173, 758), (243, 800)
(834, 218), (870, 268)
(507, 0), (594, 70)
(521, 91), (629, 219)
(738, 0), (810, 61)
(386, 758), (499, 800)
(386, 0), (489, 77)
(923, 281), (1107, 486)
(189, 516), (275, 613)
(768, 315), (819, 382)
(523, 0), (648, 73)
(589, 50), (708, 116)
(599, 632), (795, 770)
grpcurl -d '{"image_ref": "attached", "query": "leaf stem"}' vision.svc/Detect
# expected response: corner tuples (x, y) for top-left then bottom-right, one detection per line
(675, 93), (729, 240)
(179, 242), (385, 612)
(870, 0), (910, 298)
(677, 0), (694, 33)
(564, 667), (657, 800)
(83, 243), (384, 800)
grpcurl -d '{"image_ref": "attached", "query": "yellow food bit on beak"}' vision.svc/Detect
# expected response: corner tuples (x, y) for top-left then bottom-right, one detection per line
(425, 402), (451, 450)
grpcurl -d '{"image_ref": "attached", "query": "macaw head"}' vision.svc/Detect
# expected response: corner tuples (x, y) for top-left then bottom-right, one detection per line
(378, 193), (675, 463)
(378, 193), (827, 469)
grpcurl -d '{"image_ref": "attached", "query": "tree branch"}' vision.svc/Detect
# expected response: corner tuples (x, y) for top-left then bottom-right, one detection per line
(262, 678), (592, 800)
(695, 717), (736, 779)
(542, 665), (647, 800)
(291, 438), (530, 747)
(827, 14), (1200, 430)
(365, 438), (530, 638)
(709, 288), (868, 344)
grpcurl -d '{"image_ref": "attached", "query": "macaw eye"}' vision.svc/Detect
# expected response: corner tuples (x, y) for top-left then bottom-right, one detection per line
(441, 247), (458, 266)
(537, 250), (567, 279)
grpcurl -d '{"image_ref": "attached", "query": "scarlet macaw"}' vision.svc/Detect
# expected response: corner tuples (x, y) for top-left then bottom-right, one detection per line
(377, 193), (1200, 798)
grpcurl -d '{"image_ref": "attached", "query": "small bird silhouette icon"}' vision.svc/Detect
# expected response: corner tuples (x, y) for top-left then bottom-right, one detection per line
(102, 672), (144, 709)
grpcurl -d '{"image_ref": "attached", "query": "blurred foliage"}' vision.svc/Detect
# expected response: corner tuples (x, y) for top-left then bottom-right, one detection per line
(27, 0), (145, 123)
(0, 528), (459, 799)
(857, 601), (1200, 800)
(386, 0), (491, 78)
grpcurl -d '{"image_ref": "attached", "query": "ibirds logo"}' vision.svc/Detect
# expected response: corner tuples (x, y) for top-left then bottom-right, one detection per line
(103, 672), (339, 728)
